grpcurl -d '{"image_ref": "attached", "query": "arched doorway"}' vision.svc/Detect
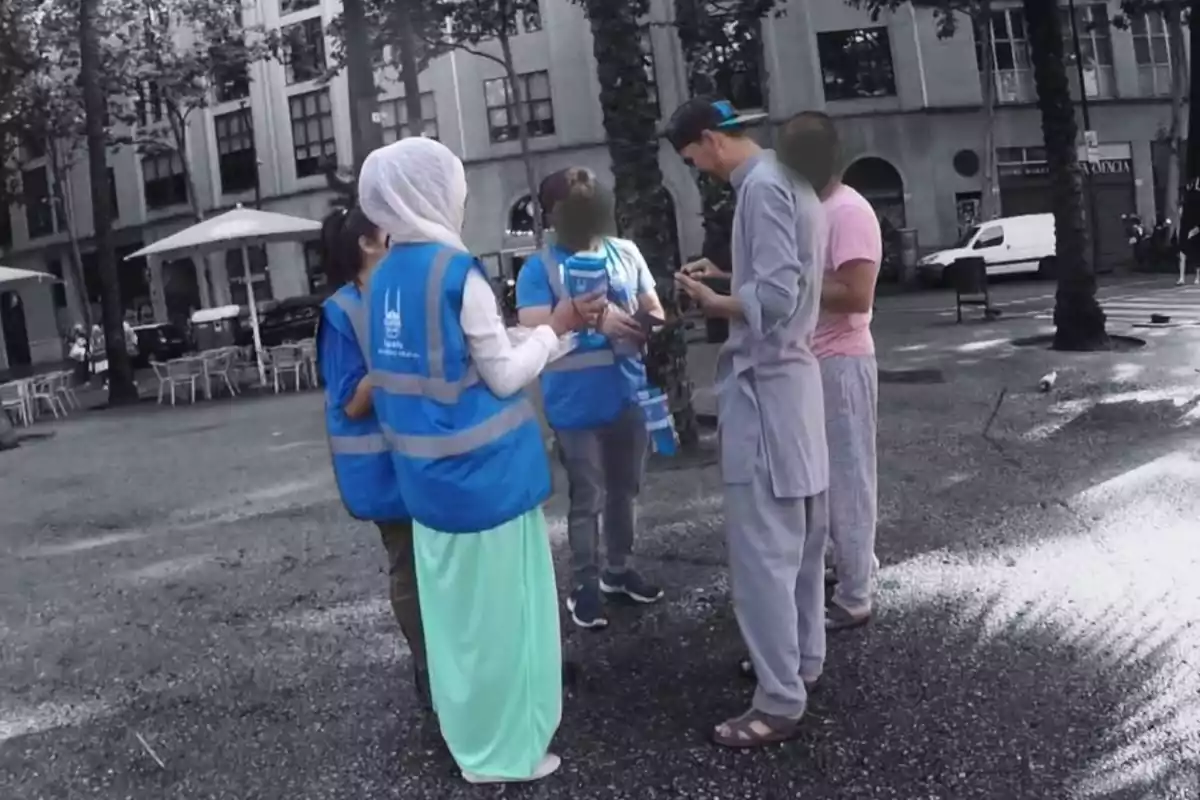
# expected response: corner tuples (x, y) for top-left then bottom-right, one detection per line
(843, 157), (907, 231)
(0, 291), (31, 369)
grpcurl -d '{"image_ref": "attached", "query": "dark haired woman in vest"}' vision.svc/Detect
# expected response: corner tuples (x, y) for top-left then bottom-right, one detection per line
(316, 206), (429, 706)
(515, 167), (667, 630)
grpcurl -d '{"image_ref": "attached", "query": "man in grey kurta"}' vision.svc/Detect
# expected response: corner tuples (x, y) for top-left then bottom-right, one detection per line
(668, 98), (829, 746)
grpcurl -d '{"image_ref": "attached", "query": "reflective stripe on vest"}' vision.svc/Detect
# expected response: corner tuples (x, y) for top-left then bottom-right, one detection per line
(382, 395), (537, 459)
(328, 289), (370, 352)
(543, 348), (616, 372)
(328, 432), (389, 454)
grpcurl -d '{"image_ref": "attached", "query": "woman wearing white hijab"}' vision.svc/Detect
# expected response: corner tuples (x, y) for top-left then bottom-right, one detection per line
(358, 138), (602, 784)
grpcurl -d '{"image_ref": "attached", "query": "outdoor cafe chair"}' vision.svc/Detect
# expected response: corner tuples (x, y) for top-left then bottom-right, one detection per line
(29, 376), (67, 420)
(265, 345), (306, 393)
(154, 358), (201, 406)
(49, 371), (79, 410)
(296, 338), (318, 386)
(1, 381), (30, 427)
(205, 350), (240, 398)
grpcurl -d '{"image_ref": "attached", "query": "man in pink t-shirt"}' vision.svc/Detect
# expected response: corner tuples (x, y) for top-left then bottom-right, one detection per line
(781, 112), (881, 631)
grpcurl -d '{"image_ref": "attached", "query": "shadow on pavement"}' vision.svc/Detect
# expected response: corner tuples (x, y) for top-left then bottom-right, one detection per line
(3, 584), (1191, 798)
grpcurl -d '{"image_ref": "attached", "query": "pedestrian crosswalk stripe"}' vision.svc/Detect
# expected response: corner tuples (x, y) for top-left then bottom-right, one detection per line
(1032, 286), (1200, 325)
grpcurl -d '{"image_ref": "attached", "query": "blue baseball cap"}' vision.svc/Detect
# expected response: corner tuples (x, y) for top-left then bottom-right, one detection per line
(665, 98), (768, 152)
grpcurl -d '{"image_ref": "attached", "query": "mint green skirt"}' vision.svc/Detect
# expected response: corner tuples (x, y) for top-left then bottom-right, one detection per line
(414, 508), (562, 779)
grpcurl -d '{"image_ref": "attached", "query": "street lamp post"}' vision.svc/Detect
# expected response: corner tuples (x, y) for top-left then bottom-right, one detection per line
(1067, 0), (1105, 276)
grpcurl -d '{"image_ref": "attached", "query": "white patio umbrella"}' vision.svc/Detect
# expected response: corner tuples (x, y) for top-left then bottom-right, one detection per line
(0, 265), (60, 287)
(125, 206), (322, 387)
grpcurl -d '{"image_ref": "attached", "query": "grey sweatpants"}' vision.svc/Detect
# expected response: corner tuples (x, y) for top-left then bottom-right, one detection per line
(726, 468), (829, 720)
(556, 407), (648, 585)
(820, 355), (879, 614)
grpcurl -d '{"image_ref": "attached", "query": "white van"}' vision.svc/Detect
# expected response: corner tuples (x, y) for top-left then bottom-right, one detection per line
(917, 213), (1056, 284)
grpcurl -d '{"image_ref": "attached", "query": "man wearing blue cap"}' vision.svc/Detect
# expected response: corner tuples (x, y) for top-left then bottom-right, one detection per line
(670, 98), (830, 748)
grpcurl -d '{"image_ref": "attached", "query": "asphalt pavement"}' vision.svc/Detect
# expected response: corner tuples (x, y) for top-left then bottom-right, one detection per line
(2, 286), (1199, 799)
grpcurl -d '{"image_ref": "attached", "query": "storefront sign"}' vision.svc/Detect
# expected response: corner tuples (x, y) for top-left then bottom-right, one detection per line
(998, 158), (1131, 179)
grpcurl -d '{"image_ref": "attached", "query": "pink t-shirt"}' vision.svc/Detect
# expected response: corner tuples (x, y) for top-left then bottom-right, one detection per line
(813, 184), (882, 359)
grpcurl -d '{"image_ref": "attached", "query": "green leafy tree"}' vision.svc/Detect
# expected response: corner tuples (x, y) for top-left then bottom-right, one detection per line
(572, 0), (699, 447)
(1022, 0), (1108, 350)
(324, 0), (445, 203)
(116, 0), (277, 225)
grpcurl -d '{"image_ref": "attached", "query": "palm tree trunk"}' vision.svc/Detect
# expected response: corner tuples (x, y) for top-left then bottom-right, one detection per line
(1022, 0), (1108, 351)
(576, 0), (698, 447)
(497, 31), (543, 247)
(79, 0), (138, 402)
(343, 0), (383, 169)
(47, 140), (91, 333)
(1163, 1), (1187, 237)
(977, 1), (999, 220)
(394, 2), (425, 138)
(1181, 0), (1200, 251)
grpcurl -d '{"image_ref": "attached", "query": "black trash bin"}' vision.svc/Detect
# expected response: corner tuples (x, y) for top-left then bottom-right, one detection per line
(949, 256), (999, 323)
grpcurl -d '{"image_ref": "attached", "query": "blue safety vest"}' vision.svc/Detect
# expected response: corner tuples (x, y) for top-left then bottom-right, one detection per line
(533, 243), (629, 430)
(320, 285), (409, 522)
(367, 243), (551, 533)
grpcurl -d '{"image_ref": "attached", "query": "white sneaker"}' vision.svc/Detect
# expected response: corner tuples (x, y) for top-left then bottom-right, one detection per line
(462, 753), (561, 785)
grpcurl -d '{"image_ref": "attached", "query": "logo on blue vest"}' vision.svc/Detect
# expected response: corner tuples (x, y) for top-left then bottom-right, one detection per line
(383, 290), (403, 344)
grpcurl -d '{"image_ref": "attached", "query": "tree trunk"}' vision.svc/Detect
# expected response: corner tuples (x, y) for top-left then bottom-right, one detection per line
(977, 1), (1000, 220)
(1022, 0), (1107, 351)
(343, 0), (383, 170)
(1164, 1), (1189, 235)
(47, 140), (91, 333)
(1180, 0), (1200, 251)
(395, 2), (425, 138)
(80, 0), (137, 402)
(498, 32), (543, 246)
(577, 0), (699, 447)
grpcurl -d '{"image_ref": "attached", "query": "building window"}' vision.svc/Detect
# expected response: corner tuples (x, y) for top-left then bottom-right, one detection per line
(289, 89), (336, 178)
(816, 27), (897, 101)
(226, 245), (273, 306)
(142, 150), (188, 210)
(379, 92), (439, 143)
(215, 109), (258, 194)
(281, 0), (318, 15)
(22, 166), (54, 239)
(683, 4), (763, 111)
(136, 82), (166, 127)
(304, 240), (326, 294)
(214, 62), (250, 104)
(283, 18), (326, 84)
(107, 167), (119, 219)
(519, 2), (541, 33)
(1060, 3), (1115, 99)
(640, 28), (660, 116)
(1132, 12), (1173, 97)
(483, 70), (555, 144)
(984, 9), (1036, 104)
(996, 145), (1050, 178)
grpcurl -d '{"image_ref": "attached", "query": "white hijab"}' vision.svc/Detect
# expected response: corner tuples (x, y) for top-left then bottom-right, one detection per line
(358, 138), (468, 251)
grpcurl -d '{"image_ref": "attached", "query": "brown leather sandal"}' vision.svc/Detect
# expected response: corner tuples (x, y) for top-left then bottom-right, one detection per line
(711, 708), (802, 748)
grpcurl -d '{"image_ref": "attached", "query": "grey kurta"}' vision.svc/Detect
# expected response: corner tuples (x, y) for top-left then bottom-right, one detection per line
(718, 150), (830, 720)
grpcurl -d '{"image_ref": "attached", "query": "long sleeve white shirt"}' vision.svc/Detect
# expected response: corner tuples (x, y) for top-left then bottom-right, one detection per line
(459, 270), (574, 397)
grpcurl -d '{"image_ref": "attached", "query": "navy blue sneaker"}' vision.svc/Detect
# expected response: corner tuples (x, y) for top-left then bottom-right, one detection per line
(566, 583), (609, 630)
(599, 570), (664, 604)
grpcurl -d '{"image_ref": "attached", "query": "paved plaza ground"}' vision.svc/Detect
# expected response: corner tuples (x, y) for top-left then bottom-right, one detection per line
(2, 276), (1199, 799)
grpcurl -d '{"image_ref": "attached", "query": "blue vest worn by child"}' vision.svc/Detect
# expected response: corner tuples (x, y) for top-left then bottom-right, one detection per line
(534, 241), (644, 431)
(367, 243), (551, 533)
(320, 285), (409, 522)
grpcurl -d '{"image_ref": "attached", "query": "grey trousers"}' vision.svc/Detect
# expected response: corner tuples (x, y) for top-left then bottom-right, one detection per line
(820, 355), (879, 614)
(556, 407), (648, 585)
(726, 468), (829, 719)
